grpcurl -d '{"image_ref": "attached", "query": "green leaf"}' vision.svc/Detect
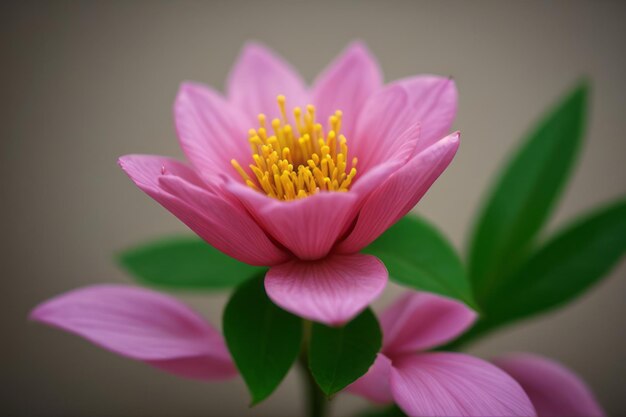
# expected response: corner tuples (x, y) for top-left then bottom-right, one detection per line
(223, 275), (302, 405)
(365, 215), (476, 309)
(118, 236), (263, 289)
(468, 82), (589, 305)
(308, 308), (381, 396)
(484, 198), (626, 327)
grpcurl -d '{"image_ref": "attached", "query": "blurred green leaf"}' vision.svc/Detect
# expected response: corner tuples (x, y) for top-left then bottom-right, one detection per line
(484, 198), (626, 327)
(309, 309), (381, 396)
(365, 215), (476, 310)
(469, 82), (589, 305)
(448, 198), (626, 349)
(118, 236), (263, 289)
(223, 275), (302, 405)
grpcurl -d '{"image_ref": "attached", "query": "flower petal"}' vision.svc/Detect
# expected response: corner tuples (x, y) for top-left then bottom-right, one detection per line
(265, 253), (388, 326)
(347, 353), (394, 404)
(117, 154), (205, 191)
(351, 85), (410, 174)
(390, 352), (536, 417)
(352, 76), (457, 173)
(391, 76), (458, 153)
(227, 42), (308, 124)
(312, 41), (382, 138)
(30, 285), (237, 380)
(119, 155), (289, 266)
(225, 180), (358, 260)
(337, 132), (460, 253)
(174, 82), (250, 182)
(158, 175), (290, 266)
(380, 292), (477, 356)
(350, 123), (422, 199)
(493, 353), (604, 417)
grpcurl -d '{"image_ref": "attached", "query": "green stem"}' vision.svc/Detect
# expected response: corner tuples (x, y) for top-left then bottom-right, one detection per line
(300, 320), (328, 417)
(299, 355), (328, 417)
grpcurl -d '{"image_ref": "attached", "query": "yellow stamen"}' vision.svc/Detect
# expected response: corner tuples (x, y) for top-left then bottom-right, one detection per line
(231, 95), (358, 201)
(277, 95), (287, 123)
(258, 114), (267, 130)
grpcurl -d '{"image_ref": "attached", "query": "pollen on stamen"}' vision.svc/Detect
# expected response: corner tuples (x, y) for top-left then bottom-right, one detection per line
(231, 95), (358, 201)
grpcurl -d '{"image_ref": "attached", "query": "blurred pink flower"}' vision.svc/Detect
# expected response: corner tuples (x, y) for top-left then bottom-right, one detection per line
(30, 285), (237, 381)
(349, 291), (604, 417)
(493, 353), (604, 417)
(118, 42), (459, 326)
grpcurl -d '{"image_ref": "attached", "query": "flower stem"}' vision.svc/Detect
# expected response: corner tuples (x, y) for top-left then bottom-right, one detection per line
(299, 354), (328, 417)
(300, 320), (328, 417)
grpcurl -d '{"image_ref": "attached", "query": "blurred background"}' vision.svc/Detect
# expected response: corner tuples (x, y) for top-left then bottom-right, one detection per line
(2, 1), (625, 416)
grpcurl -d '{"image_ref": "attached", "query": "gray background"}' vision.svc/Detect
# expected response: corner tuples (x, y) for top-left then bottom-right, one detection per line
(2, 1), (625, 416)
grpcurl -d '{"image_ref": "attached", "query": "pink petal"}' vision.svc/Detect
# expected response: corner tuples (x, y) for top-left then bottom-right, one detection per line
(493, 353), (604, 417)
(159, 175), (289, 266)
(327, 124), (422, 234)
(227, 42), (309, 124)
(390, 352), (536, 417)
(119, 155), (289, 266)
(391, 76), (458, 154)
(347, 353), (394, 404)
(265, 253), (388, 326)
(225, 180), (358, 260)
(350, 123), (422, 199)
(380, 292), (477, 356)
(352, 76), (457, 173)
(117, 154), (205, 191)
(351, 85), (410, 174)
(174, 82), (250, 182)
(30, 285), (237, 381)
(312, 41), (382, 138)
(336, 132), (460, 253)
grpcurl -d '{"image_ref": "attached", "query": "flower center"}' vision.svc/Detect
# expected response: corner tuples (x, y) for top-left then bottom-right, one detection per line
(231, 95), (358, 201)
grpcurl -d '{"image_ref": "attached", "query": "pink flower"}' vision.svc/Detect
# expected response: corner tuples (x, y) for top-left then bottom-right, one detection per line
(118, 41), (460, 326)
(349, 292), (604, 417)
(348, 291), (535, 416)
(30, 285), (237, 381)
(493, 353), (605, 417)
